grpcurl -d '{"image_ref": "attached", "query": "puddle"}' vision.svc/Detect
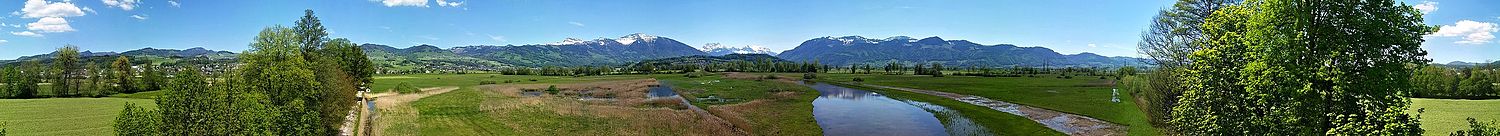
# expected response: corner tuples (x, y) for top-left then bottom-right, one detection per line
(807, 83), (991, 136)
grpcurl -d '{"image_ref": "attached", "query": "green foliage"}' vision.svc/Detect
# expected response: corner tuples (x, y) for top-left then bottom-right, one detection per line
(1452, 118), (1500, 136)
(802, 72), (817, 79)
(545, 85), (559, 95)
(113, 103), (160, 136)
(111, 56), (136, 94)
(1171, 0), (1430, 135)
(395, 82), (420, 93)
(1, 62), (41, 98)
(52, 45), (81, 97)
(138, 62), (164, 92)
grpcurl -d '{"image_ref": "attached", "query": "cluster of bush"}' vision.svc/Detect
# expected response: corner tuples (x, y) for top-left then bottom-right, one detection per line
(1411, 64), (1500, 99)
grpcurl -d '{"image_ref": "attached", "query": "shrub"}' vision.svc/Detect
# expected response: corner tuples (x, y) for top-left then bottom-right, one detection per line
(852, 77), (864, 82)
(763, 75), (778, 79)
(802, 73), (817, 79)
(394, 82), (420, 93)
(545, 85), (559, 95)
(479, 81), (497, 85)
(1453, 118), (1500, 136)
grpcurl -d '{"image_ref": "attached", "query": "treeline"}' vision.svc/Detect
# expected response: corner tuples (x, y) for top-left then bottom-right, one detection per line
(112, 10), (373, 136)
(1411, 63), (1500, 99)
(0, 49), (168, 99)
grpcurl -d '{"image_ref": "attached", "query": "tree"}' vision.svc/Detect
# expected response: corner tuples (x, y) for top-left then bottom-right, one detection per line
(296, 9), (328, 62)
(85, 62), (106, 97)
(1172, 0), (1429, 135)
(113, 102), (160, 136)
(930, 63), (944, 77)
(138, 62), (164, 92)
(1453, 118), (1500, 136)
(1116, 66), (1136, 80)
(52, 45), (81, 97)
(1136, 0), (1236, 129)
(111, 56), (136, 94)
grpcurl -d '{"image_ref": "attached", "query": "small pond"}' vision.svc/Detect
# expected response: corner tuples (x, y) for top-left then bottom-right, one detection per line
(808, 82), (992, 136)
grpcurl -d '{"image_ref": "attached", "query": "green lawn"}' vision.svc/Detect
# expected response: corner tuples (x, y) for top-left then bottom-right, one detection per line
(1409, 98), (1500, 136)
(809, 73), (1161, 135)
(0, 98), (156, 136)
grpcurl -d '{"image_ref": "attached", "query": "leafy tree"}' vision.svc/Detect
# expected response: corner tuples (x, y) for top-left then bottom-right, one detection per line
(138, 62), (164, 91)
(296, 9), (328, 61)
(1172, 0), (1430, 135)
(85, 62), (106, 97)
(113, 102), (160, 136)
(1137, 0), (1236, 129)
(52, 45), (81, 97)
(930, 63), (944, 77)
(111, 56), (135, 93)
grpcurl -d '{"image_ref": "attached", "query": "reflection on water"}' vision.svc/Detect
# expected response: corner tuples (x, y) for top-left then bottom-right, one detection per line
(810, 83), (990, 136)
(647, 81), (678, 98)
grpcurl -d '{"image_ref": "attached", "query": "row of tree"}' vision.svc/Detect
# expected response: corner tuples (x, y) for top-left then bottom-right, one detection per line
(0, 52), (167, 99)
(1411, 63), (1500, 99)
(113, 10), (373, 135)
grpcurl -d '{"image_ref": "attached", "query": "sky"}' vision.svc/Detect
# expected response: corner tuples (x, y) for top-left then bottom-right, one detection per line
(0, 0), (1495, 63)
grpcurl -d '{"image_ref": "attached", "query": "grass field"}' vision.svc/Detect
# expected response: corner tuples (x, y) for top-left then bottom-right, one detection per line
(807, 73), (1161, 135)
(0, 98), (156, 136)
(656, 73), (823, 136)
(1409, 98), (1500, 136)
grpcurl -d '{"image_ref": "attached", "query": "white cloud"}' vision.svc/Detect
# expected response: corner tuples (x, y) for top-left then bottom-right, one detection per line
(436, 0), (463, 7)
(0, 39), (8, 45)
(11, 31), (42, 37)
(1429, 20), (1498, 45)
(488, 34), (506, 43)
(27, 17), (74, 33)
(568, 21), (585, 27)
(1413, 1), (1437, 13)
(380, 0), (428, 7)
(130, 14), (147, 20)
(20, 0), (87, 18)
(1087, 43), (1098, 48)
(102, 0), (140, 10)
(167, 1), (180, 7)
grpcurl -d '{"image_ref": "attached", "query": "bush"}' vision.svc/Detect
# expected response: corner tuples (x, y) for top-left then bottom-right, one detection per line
(545, 85), (559, 95)
(394, 82), (420, 93)
(763, 75), (778, 79)
(852, 77), (864, 82)
(803, 73), (817, 79)
(1453, 118), (1500, 136)
(479, 81), (497, 85)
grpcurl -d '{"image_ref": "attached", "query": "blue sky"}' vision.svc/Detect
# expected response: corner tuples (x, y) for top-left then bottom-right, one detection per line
(0, 0), (1495, 63)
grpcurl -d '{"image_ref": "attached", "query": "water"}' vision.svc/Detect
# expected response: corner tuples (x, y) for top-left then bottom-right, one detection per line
(808, 83), (991, 136)
(647, 81), (678, 98)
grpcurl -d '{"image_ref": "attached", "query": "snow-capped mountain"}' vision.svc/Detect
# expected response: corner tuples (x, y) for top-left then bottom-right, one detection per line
(701, 43), (779, 56)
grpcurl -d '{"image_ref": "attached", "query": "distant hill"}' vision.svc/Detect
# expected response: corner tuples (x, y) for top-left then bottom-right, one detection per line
(701, 43), (779, 56)
(360, 44), (513, 72)
(449, 33), (707, 67)
(629, 54), (789, 67)
(777, 36), (1147, 67)
(0, 47), (238, 67)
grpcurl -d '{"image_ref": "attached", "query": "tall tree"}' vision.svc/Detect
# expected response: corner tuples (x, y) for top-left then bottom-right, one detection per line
(241, 25), (325, 135)
(52, 45), (81, 97)
(1171, 0), (1430, 135)
(137, 62), (164, 91)
(1136, 0), (1237, 128)
(111, 56), (135, 93)
(295, 9), (328, 62)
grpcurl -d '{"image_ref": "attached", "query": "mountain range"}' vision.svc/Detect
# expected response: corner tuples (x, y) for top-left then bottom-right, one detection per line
(3, 33), (1166, 70)
(777, 36), (1146, 67)
(700, 43), (779, 56)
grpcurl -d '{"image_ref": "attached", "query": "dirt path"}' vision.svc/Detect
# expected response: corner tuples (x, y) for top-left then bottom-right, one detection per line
(851, 83), (1127, 136)
(366, 87), (460, 136)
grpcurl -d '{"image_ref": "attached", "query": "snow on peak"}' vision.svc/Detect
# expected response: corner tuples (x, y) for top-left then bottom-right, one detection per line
(616, 33), (659, 44)
(701, 43), (728, 51)
(703, 43), (779, 56)
(548, 38), (588, 45)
